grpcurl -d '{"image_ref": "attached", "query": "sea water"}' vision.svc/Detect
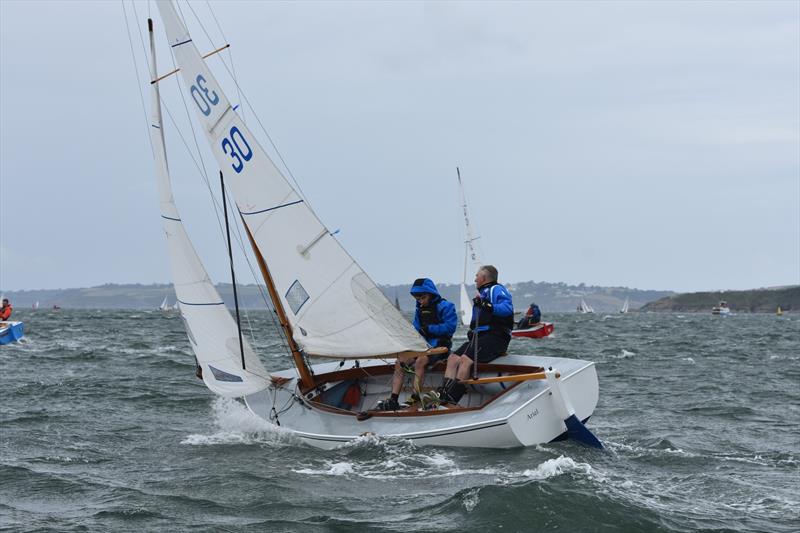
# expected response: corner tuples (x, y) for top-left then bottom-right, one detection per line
(1, 310), (798, 532)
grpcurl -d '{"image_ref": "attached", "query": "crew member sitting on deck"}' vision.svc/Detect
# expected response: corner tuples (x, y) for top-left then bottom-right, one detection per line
(516, 303), (541, 329)
(0, 298), (12, 321)
(377, 278), (457, 411)
(438, 265), (513, 405)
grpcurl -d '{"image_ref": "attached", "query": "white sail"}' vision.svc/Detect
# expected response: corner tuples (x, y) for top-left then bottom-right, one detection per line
(457, 170), (481, 326)
(148, 16), (269, 397)
(159, 296), (169, 311)
(156, 2), (426, 358)
(580, 298), (594, 314)
(620, 297), (629, 314)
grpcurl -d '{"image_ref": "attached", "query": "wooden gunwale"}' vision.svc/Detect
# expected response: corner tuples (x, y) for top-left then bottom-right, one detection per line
(305, 362), (546, 419)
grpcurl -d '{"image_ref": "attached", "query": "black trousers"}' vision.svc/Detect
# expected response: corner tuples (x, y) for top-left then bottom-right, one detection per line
(453, 333), (510, 363)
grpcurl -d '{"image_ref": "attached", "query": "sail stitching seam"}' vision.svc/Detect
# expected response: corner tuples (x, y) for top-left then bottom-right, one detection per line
(239, 199), (304, 216)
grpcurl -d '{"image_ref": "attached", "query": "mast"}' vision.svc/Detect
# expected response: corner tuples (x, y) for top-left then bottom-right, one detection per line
(457, 167), (479, 282)
(241, 221), (315, 390)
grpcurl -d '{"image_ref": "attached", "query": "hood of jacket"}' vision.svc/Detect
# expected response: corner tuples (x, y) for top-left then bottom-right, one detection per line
(409, 278), (441, 299)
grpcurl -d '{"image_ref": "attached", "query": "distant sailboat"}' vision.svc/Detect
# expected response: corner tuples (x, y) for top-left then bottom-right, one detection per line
(776, 306), (783, 316)
(457, 168), (482, 327)
(158, 296), (169, 312)
(712, 301), (731, 316)
(579, 298), (594, 314)
(620, 298), (629, 314)
(32, 301), (39, 310)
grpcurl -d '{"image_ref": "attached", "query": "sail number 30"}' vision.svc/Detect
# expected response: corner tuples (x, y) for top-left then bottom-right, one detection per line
(189, 74), (253, 174)
(190, 74), (218, 116)
(221, 127), (253, 174)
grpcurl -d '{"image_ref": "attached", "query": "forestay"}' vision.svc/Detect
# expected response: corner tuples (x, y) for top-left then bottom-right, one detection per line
(156, 1), (427, 358)
(148, 18), (269, 397)
(457, 170), (482, 326)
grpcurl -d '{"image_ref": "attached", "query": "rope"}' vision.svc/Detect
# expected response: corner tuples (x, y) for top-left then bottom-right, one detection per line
(121, 1), (153, 157)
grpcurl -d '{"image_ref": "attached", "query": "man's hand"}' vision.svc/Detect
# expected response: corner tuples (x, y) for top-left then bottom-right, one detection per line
(473, 296), (493, 311)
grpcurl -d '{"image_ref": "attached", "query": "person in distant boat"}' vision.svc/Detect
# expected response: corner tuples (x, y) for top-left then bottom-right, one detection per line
(516, 303), (541, 330)
(377, 278), (457, 411)
(438, 265), (514, 405)
(0, 299), (12, 321)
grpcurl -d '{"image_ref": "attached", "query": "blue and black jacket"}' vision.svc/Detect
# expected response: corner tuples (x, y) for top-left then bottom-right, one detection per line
(471, 282), (514, 338)
(410, 278), (457, 349)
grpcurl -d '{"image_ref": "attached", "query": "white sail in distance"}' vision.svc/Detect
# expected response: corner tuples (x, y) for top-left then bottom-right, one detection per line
(156, 1), (426, 358)
(148, 17), (269, 397)
(457, 169), (482, 326)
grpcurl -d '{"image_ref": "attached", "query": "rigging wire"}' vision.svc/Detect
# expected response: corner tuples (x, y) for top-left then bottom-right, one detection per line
(174, 1), (301, 360)
(180, 0), (311, 204)
(202, 0), (245, 124)
(170, 1), (294, 359)
(126, 1), (291, 364)
(121, 1), (154, 158)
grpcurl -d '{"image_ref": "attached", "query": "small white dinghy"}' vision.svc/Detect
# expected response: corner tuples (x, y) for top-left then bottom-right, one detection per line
(141, 1), (602, 449)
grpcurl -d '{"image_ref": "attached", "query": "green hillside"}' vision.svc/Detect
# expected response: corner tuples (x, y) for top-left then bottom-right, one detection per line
(640, 286), (799, 313)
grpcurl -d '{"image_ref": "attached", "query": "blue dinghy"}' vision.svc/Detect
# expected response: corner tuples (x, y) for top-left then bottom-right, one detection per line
(0, 321), (24, 345)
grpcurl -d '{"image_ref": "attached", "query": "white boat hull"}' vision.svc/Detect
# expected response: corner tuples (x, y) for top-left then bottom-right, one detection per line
(244, 355), (599, 449)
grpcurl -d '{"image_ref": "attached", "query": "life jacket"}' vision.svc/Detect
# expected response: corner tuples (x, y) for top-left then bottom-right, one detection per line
(418, 299), (453, 349)
(0, 305), (11, 321)
(471, 283), (514, 336)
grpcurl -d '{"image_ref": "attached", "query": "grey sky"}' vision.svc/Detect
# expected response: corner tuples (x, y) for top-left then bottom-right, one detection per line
(1, 0), (798, 293)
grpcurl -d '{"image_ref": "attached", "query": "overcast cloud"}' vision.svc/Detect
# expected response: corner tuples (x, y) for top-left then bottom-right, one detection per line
(1, 0), (798, 293)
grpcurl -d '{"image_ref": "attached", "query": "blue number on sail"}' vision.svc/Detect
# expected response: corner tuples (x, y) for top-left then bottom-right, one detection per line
(230, 127), (252, 162)
(190, 74), (219, 116)
(221, 127), (252, 173)
(222, 138), (243, 173)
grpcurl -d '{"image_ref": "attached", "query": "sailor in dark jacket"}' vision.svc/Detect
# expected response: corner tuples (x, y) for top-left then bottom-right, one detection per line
(438, 265), (513, 405)
(516, 303), (541, 329)
(378, 278), (457, 411)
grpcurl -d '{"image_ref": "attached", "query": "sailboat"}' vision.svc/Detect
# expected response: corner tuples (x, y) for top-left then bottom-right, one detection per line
(158, 296), (170, 312)
(776, 306), (783, 316)
(140, 1), (601, 449)
(619, 297), (629, 314)
(32, 301), (39, 311)
(0, 294), (24, 345)
(456, 168), (482, 327)
(578, 298), (594, 314)
(712, 301), (731, 316)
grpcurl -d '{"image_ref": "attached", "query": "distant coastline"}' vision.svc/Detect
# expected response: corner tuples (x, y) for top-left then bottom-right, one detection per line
(3, 280), (673, 313)
(3, 282), (795, 313)
(640, 286), (799, 313)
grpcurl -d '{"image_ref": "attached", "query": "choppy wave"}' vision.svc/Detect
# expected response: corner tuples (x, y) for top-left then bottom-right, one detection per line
(2, 310), (799, 532)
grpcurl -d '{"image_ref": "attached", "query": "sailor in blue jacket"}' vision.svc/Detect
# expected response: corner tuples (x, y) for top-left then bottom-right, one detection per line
(438, 265), (514, 405)
(377, 278), (457, 411)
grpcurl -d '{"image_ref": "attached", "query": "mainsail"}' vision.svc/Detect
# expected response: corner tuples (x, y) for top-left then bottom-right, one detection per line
(457, 169), (482, 326)
(156, 1), (426, 358)
(148, 17), (269, 397)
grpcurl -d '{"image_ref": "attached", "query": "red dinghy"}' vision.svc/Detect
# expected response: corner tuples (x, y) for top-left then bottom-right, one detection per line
(512, 322), (554, 339)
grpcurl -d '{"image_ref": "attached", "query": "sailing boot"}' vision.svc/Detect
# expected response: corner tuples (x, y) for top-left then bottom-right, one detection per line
(437, 378), (454, 402)
(376, 395), (400, 411)
(447, 382), (467, 405)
